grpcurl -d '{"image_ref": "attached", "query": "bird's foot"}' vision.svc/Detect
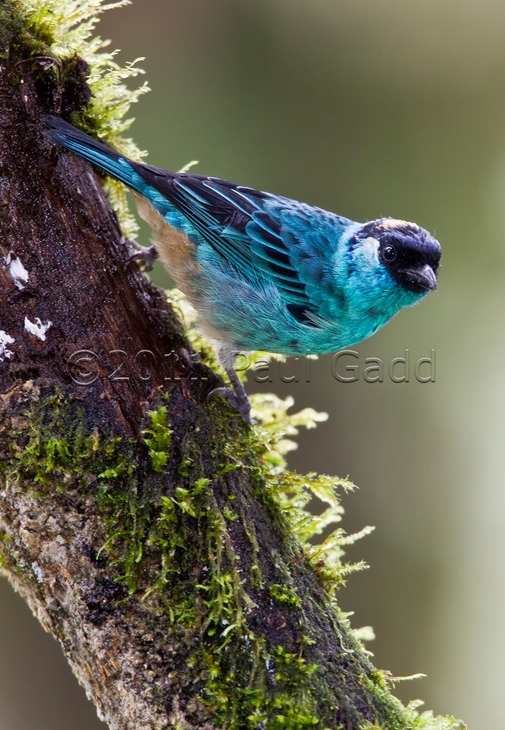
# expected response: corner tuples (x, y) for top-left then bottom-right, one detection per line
(207, 386), (252, 425)
(127, 239), (158, 272)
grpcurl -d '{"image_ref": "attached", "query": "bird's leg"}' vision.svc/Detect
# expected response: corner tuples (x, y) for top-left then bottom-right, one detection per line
(207, 348), (252, 424)
(127, 237), (159, 272)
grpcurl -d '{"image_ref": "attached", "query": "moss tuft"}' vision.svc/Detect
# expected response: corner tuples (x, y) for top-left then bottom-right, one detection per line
(142, 402), (173, 473)
(268, 583), (301, 608)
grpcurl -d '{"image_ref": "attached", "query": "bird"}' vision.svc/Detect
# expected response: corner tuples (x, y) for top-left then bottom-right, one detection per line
(44, 115), (441, 423)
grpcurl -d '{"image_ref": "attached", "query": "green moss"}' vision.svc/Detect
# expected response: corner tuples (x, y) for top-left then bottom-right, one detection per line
(0, 386), (464, 728)
(142, 402), (172, 473)
(361, 677), (467, 730)
(204, 644), (324, 729)
(259, 646), (320, 728)
(268, 583), (301, 609)
(0, 383), (464, 730)
(0, 2), (51, 58)
(6, 391), (131, 490)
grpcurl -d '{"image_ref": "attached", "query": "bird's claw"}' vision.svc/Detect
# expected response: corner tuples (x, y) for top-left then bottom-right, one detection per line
(207, 386), (252, 425)
(127, 240), (158, 272)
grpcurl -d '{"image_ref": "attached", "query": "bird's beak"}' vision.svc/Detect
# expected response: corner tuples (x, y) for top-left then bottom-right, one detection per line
(401, 264), (437, 292)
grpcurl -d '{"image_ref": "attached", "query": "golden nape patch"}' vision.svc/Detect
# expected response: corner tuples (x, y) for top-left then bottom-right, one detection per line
(378, 218), (414, 230)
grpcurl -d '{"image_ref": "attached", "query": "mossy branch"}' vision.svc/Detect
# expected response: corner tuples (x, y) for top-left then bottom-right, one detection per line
(0, 2), (465, 729)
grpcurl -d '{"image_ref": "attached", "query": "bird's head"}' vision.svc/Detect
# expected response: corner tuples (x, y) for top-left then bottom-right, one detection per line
(351, 218), (441, 302)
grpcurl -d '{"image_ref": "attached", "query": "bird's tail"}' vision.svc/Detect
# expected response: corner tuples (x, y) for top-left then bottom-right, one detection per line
(44, 115), (144, 193)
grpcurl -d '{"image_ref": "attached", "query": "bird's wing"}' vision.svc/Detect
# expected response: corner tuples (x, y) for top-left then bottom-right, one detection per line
(130, 164), (344, 321)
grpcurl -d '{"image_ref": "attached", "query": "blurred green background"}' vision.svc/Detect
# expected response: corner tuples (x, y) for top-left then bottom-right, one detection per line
(3, 0), (505, 727)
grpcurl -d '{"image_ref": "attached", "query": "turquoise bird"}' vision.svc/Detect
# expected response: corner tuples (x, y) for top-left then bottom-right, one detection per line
(45, 115), (441, 422)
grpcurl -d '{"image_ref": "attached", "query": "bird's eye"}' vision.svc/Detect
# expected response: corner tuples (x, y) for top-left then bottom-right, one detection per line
(382, 244), (397, 262)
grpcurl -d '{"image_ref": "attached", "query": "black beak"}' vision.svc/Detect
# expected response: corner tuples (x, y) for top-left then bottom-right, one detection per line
(400, 264), (437, 293)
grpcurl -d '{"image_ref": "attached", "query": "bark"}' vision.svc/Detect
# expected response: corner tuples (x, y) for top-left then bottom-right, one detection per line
(0, 5), (464, 730)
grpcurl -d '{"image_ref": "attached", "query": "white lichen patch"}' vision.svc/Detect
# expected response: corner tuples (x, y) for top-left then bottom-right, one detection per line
(4, 253), (29, 289)
(0, 331), (15, 360)
(24, 317), (53, 341)
(31, 561), (45, 583)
